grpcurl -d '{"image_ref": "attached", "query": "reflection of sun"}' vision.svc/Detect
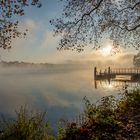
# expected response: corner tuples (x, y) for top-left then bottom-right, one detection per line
(101, 45), (112, 56)
(108, 84), (113, 89)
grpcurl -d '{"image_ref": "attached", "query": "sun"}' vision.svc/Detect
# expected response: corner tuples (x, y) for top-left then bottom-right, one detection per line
(101, 45), (112, 56)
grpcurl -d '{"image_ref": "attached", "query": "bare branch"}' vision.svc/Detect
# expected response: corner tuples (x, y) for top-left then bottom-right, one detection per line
(119, 2), (140, 12)
(125, 24), (140, 31)
(51, 0), (140, 51)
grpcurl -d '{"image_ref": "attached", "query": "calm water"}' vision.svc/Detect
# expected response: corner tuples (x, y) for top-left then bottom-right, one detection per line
(0, 66), (137, 133)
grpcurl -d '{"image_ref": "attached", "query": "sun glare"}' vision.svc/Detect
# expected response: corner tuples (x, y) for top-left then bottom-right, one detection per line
(101, 45), (112, 56)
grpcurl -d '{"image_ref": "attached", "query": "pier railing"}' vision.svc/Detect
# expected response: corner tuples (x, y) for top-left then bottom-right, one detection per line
(110, 68), (140, 74)
(94, 67), (140, 80)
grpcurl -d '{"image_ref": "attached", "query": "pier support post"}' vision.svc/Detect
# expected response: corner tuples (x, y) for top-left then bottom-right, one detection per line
(108, 67), (111, 84)
(94, 67), (97, 80)
(108, 67), (110, 75)
(94, 67), (97, 88)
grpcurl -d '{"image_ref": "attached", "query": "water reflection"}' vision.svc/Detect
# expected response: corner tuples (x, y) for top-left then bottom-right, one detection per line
(1, 66), (140, 134)
(95, 78), (140, 90)
(0, 67), (101, 133)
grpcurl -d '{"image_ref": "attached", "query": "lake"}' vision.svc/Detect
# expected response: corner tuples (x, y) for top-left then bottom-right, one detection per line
(0, 65), (138, 133)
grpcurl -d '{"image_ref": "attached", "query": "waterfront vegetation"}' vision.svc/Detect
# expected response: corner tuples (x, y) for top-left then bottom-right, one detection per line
(0, 88), (140, 140)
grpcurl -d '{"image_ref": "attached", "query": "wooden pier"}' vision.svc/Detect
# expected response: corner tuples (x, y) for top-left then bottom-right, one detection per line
(94, 67), (140, 80)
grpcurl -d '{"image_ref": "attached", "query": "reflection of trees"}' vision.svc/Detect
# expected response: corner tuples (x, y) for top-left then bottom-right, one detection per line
(133, 52), (140, 67)
(95, 80), (140, 89)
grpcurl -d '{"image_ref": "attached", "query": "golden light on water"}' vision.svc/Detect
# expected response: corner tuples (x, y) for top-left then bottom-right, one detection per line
(108, 84), (113, 89)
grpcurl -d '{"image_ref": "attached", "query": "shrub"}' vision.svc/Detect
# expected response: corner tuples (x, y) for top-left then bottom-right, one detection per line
(0, 106), (55, 140)
(59, 89), (140, 140)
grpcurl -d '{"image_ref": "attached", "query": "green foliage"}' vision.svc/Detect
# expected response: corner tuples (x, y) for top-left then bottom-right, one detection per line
(0, 106), (55, 140)
(59, 89), (140, 140)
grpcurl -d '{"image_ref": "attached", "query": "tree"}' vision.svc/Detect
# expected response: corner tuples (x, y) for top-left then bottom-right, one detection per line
(0, 0), (41, 50)
(133, 51), (140, 67)
(51, 0), (140, 52)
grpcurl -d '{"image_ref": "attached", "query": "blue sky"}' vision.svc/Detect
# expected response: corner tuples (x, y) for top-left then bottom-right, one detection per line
(0, 0), (65, 63)
(0, 0), (137, 65)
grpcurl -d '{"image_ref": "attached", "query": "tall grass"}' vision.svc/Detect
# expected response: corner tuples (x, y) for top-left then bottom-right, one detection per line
(0, 106), (55, 140)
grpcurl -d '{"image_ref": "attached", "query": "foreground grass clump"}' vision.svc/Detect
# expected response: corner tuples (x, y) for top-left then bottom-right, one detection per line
(59, 89), (140, 140)
(0, 106), (54, 140)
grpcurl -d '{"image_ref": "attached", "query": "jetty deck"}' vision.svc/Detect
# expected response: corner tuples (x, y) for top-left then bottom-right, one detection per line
(94, 67), (140, 80)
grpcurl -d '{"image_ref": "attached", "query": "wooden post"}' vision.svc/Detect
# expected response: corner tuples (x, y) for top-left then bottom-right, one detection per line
(108, 67), (111, 75)
(108, 67), (111, 84)
(94, 67), (97, 80)
(94, 80), (97, 89)
(94, 67), (97, 88)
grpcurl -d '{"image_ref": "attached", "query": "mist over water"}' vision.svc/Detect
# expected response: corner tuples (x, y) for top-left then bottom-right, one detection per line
(0, 65), (119, 133)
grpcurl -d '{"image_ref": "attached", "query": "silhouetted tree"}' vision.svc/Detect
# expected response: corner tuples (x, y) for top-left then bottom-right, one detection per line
(0, 0), (41, 49)
(51, 0), (140, 52)
(133, 51), (140, 67)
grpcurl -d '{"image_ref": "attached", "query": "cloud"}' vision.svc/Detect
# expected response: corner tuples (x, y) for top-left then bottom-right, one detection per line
(0, 19), (42, 62)
(73, 50), (135, 67)
(11, 19), (39, 48)
(40, 31), (60, 49)
(38, 31), (79, 63)
(0, 18), (137, 64)
(23, 19), (38, 31)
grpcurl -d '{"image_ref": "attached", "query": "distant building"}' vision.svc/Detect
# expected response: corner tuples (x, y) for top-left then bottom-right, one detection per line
(133, 52), (140, 67)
